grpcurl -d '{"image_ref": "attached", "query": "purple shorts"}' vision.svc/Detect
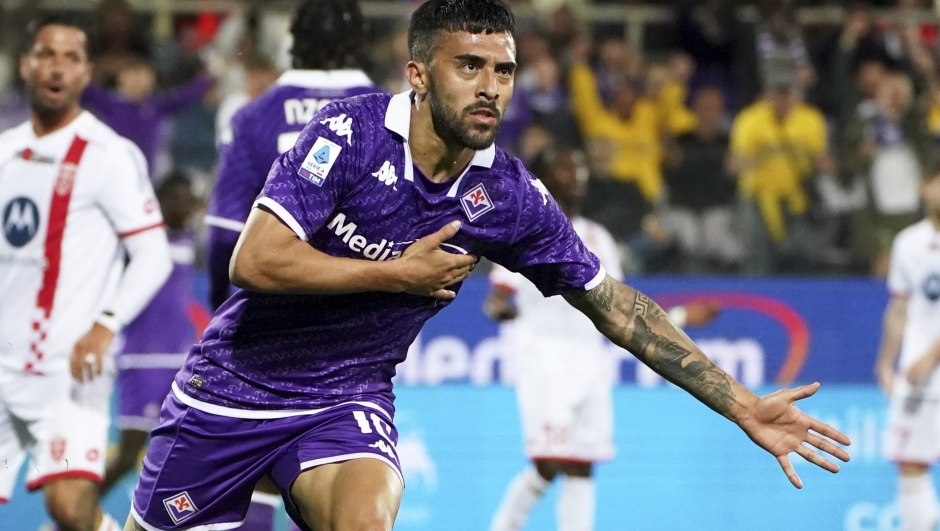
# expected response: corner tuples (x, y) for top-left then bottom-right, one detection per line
(131, 390), (401, 531)
(117, 366), (179, 432)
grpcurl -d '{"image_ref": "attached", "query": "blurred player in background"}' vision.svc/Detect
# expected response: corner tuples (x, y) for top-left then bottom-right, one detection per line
(205, 0), (379, 311)
(875, 165), (940, 531)
(0, 15), (171, 531)
(205, 1), (376, 529)
(100, 172), (201, 495)
(486, 147), (718, 531)
(124, 2), (849, 530)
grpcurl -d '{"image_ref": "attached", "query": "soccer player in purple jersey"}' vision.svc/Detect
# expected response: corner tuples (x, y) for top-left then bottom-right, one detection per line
(205, 0), (379, 311)
(101, 173), (201, 495)
(124, 2), (851, 530)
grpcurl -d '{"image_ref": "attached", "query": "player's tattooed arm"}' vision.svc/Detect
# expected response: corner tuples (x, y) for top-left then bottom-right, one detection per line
(565, 275), (742, 420)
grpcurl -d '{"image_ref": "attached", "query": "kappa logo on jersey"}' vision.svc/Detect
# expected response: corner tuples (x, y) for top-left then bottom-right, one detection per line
(163, 492), (199, 525)
(3, 197), (40, 248)
(531, 178), (551, 205)
(461, 184), (494, 221)
(372, 161), (398, 188)
(320, 114), (354, 145)
(299, 137), (343, 186)
(924, 273), (940, 302)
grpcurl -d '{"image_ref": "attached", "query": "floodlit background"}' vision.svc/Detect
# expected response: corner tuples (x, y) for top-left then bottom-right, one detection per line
(2, 0), (939, 530)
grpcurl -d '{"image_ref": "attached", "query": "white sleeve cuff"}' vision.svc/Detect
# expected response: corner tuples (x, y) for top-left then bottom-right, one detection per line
(584, 266), (608, 291)
(254, 197), (308, 241)
(205, 215), (246, 233)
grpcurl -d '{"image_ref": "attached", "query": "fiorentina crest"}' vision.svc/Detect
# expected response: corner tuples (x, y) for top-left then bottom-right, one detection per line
(460, 183), (494, 221)
(163, 491), (198, 524)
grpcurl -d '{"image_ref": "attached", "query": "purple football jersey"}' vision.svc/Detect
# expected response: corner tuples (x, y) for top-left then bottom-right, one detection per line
(121, 231), (196, 356)
(206, 70), (378, 231)
(205, 69), (378, 310)
(176, 92), (604, 414)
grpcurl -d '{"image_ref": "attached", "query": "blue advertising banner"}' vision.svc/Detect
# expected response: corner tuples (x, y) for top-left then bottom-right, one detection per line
(0, 387), (908, 531)
(400, 276), (890, 387)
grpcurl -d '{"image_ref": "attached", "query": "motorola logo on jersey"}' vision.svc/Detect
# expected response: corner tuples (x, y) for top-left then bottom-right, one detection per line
(923, 273), (940, 302)
(3, 197), (40, 248)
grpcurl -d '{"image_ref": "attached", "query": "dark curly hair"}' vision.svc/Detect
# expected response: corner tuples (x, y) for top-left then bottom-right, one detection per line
(290, 0), (368, 70)
(408, 0), (516, 63)
(27, 13), (95, 57)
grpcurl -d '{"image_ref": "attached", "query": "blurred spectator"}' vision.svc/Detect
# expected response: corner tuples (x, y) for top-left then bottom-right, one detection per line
(647, 54), (698, 136)
(500, 53), (580, 154)
(592, 37), (645, 106)
(735, 0), (815, 106)
(82, 58), (214, 177)
(830, 6), (886, 130)
(91, 0), (152, 88)
(216, 54), (279, 146)
(676, 0), (741, 108)
(840, 72), (934, 276)
(570, 41), (663, 205)
(730, 73), (833, 275)
(664, 87), (740, 272)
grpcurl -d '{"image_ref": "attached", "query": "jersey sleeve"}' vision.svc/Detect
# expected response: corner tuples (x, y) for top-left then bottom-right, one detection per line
(592, 223), (624, 282)
(488, 170), (604, 297)
(96, 139), (163, 237)
(206, 109), (266, 231)
(887, 234), (911, 296)
(255, 104), (362, 241)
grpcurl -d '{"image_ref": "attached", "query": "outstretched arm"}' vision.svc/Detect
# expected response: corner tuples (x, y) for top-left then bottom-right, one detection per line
(564, 275), (851, 488)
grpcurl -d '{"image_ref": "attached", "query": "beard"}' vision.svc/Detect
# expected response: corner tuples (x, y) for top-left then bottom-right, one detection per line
(28, 83), (75, 124)
(427, 81), (502, 151)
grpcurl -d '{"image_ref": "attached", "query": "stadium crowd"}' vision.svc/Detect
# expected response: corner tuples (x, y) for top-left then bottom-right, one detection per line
(1, 0), (938, 277)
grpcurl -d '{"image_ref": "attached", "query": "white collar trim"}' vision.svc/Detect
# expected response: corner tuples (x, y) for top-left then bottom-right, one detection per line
(275, 69), (373, 90)
(384, 91), (497, 188)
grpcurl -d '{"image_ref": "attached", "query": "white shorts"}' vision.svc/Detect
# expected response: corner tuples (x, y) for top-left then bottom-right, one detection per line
(0, 365), (113, 502)
(514, 337), (614, 463)
(883, 379), (940, 465)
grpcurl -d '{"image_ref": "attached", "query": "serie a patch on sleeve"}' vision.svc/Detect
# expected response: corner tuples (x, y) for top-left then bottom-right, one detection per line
(298, 137), (343, 187)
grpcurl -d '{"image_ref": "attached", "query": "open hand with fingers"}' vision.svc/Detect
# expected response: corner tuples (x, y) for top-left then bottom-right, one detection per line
(736, 382), (851, 489)
(396, 221), (477, 299)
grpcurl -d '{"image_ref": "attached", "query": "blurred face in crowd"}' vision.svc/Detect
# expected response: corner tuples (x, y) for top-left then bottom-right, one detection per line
(612, 85), (638, 120)
(857, 61), (886, 100)
(694, 87), (725, 134)
(158, 181), (200, 232)
(20, 25), (91, 120)
(645, 65), (669, 98)
(540, 149), (588, 213)
(422, 30), (517, 151)
(877, 73), (913, 117)
(530, 55), (560, 92)
(117, 63), (156, 102)
(599, 38), (629, 70)
(768, 86), (797, 119)
(516, 33), (549, 66)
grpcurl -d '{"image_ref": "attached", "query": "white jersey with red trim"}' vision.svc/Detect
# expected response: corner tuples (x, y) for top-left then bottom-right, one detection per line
(490, 216), (623, 348)
(887, 219), (940, 382)
(0, 112), (162, 374)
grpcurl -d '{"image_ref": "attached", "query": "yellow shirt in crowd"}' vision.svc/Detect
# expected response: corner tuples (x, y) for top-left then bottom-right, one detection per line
(570, 63), (663, 202)
(657, 80), (697, 135)
(730, 100), (827, 242)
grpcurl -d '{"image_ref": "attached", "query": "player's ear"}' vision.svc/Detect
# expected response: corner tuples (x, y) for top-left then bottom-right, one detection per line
(406, 61), (429, 98)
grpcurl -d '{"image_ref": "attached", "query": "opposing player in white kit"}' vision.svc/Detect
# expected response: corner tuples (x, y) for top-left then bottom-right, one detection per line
(875, 167), (940, 531)
(0, 16), (172, 531)
(486, 147), (717, 531)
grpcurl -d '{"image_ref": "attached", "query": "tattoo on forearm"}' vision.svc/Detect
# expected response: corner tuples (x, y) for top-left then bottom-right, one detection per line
(631, 313), (737, 417)
(633, 292), (651, 316)
(585, 277), (614, 312)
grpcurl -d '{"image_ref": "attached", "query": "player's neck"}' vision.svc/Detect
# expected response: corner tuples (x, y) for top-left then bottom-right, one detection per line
(31, 104), (83, 137)
(409, 106), (475, 184)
